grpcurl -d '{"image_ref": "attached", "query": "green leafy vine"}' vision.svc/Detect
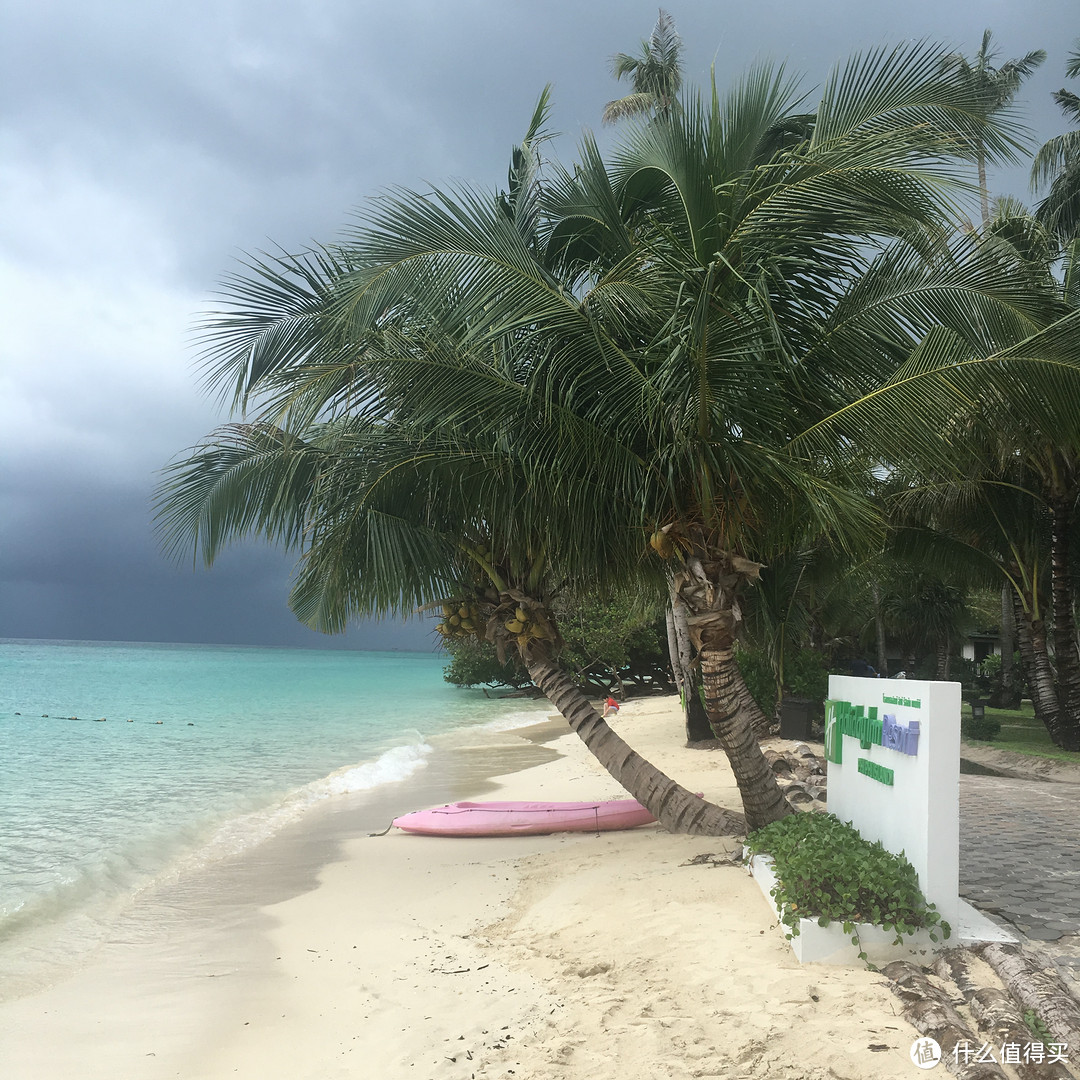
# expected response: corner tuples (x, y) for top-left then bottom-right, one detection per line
(746, 812), (951, 967)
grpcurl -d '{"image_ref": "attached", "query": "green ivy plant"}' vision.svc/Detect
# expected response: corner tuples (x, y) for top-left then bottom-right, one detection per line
(745, 812), (951, 966)
(1023, 1008), (1053, 1043)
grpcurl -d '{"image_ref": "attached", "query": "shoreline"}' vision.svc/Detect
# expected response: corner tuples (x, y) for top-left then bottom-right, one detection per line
(1, 695), (924, 1079)
(0, 678), (553, 1003)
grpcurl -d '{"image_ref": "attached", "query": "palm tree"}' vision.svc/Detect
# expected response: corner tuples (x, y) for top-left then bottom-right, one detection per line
(160, 44), (1051, 829)
(1033, 40), (1080, 242)
(551, 45), (1052, 812)
(889, 473), (1060, 738)
(942, 29), (1045, 226)
(602, 9), (683, 125)
(793, 207), (1080, 749)
(972, 206), (1080, 748)
(883, 572), (970, 679)
(158, 102), (747, 836)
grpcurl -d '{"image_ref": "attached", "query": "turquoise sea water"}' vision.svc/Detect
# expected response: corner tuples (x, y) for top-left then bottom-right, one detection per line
(0, 639), (549, 972)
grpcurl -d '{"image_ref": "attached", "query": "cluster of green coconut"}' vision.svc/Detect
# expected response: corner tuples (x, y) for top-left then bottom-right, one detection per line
(503, 606), (532, 635)
(503, 604), (555, 647)
(435, 599), (485, 640)
(433, 592), (555, 650)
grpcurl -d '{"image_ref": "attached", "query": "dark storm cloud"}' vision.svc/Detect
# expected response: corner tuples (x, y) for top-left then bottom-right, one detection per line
(0, 468), (430, 650)
(2, 0), (1077, 648)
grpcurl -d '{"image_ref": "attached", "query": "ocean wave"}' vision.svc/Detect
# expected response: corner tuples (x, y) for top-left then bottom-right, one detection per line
(195, 739), (433, 859)
(482, 706), (560, 732)
(315, 741), (433, 796)
(0, 740), (436, 1000)
(0, 742), (432, 934)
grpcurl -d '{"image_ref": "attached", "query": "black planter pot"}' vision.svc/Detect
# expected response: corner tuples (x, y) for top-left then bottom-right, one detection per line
(779, 696), (813, 740)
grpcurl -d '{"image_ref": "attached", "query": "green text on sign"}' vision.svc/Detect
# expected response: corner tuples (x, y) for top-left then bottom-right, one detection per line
(857, 758), (895, 786)
(826, 699), (881, 749)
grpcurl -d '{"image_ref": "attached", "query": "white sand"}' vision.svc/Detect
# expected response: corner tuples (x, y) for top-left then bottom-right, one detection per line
(1, 695), (923, 1079)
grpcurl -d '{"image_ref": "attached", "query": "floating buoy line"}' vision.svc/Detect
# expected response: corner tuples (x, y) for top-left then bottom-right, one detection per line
(8, 712), (194, 725)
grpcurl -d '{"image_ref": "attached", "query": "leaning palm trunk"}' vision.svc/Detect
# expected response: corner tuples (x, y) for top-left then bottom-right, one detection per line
(699, 643), (794, 830)
(522, 647), (745, 835)
(666, 536), (793, 831)
(669, 574), (771, 740)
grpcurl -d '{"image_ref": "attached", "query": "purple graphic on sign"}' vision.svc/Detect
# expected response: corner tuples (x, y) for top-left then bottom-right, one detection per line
(881, 713), (920, 756)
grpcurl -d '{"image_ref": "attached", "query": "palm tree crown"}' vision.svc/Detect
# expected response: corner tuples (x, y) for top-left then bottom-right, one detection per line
(941, 28), (1045, 226)
(602, 9), (683, 124)
(1033, 39), (1080, 244)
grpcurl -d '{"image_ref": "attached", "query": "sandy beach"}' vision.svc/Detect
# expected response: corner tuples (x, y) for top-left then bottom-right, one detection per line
(1, 695), (925, 1079)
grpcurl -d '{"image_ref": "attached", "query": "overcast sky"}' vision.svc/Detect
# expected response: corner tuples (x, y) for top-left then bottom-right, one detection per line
(2, 1), (1076, 650)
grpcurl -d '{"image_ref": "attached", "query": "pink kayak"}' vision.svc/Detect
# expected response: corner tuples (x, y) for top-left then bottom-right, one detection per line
(391, 798), (657, 837)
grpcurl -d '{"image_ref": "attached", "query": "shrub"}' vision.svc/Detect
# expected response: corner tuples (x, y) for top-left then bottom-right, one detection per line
(735, 645), (775, 714)
(736, 644), (829, 715)
(442, 637), (530, 688)
(961, 713), (1002, 741)
(783, 647), (829, 702)
(745, 811), (949, 964)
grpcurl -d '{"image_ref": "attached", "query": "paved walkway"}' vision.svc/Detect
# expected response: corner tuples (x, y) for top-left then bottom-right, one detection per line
(960, 773), (1080, 988)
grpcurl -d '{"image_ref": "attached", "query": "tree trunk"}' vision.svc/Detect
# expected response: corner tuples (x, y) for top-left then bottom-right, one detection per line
(1013, 589), (1061, 742)
(934, 950), (1074, 1080)
(665, 605), (682, 695)
(668, 585), (712, 742)
(969, 988), (1073, 1080)
(699, 643), (793, 832)
(666, 539), (792, 831)
(607, 663), (626, 698)
(522, 650), (745, 836)
(980, 942), (1080, 1055)
(871, 579), (889, 678)
(994, 583), (1021, 708)
(1049, 493), (1080, 750)
(884, 960), (1006, 1080)
(935, 634), (950, 680)
(682, 664), (715, 742)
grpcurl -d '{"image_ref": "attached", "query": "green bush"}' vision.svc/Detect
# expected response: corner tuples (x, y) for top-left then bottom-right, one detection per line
(736, 644), (828, 715)
(961, 713), (1002, 741)
(442, 637), (530, 688)
(784, 647), (829, 702)
(745, 811), (949, 964)
(441, 596), (674, 693)
(735, 645), (775, 714)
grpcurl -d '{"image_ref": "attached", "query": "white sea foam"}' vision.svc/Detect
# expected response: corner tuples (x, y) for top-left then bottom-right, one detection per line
(482, 705), (559, 732)
(0, 738), (439, 1000)
(195, 739), (433, 861)
(317, 740), (433, 795)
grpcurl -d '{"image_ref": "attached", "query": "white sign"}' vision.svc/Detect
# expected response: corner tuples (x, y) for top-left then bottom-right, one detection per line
(826, 675), (961, 932)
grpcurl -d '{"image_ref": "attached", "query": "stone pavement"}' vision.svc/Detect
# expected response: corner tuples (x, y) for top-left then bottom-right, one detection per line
(960, 773), (1080, 990)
